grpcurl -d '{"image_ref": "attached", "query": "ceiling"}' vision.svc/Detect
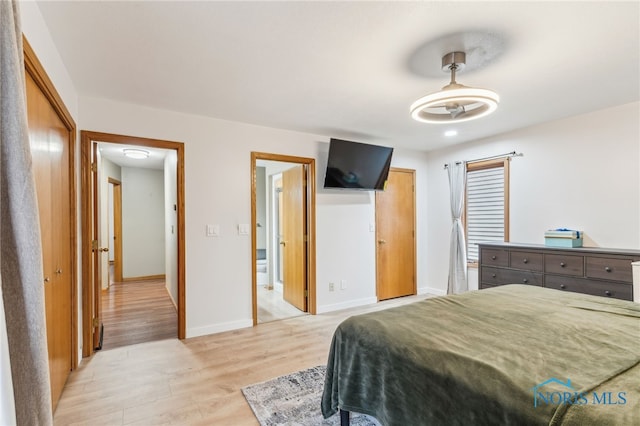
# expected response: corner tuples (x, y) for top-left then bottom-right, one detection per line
(98, 142), (168, 170)
(36, 1), (639, 152)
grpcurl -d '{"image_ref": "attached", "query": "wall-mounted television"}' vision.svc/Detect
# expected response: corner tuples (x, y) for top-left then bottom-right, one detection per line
(323, 138), (393, 191)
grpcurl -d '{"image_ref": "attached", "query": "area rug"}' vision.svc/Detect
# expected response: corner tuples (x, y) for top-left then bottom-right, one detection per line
(242, 365), (380, 425)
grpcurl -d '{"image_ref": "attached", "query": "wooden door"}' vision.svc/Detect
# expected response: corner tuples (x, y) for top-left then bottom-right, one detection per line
(376, 168), (416, 300)
(282, 165), (307, 311)
(26, 70), (73, 409)
(112, 180), (123, 283)
(91, 143), (103, 350)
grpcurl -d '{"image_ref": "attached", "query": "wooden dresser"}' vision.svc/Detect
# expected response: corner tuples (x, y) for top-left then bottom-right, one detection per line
(478, 242), (640, 301)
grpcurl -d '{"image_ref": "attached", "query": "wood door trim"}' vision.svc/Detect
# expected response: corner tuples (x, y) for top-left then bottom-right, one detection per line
(80, 131), (186, 358)
(91, 142), (101, 350)
(375, 167), (417, 300)
(251, 152), (316, 325)
(23, 36), (78, 370)
(108, 179), (123, 283)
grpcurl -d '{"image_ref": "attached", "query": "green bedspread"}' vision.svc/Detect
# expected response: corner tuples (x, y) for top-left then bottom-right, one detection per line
(321, 285), (640, 425)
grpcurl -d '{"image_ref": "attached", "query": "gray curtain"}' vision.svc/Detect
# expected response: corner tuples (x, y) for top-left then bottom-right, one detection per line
(1, 1), (54, 425)
(446, 162), (468, 294)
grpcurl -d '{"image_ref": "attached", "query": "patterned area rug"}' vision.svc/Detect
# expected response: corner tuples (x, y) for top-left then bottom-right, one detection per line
(242, 365), (380, 425)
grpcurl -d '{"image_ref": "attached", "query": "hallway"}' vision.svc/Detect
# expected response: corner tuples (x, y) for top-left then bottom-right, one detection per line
(101, 274), (177, 350)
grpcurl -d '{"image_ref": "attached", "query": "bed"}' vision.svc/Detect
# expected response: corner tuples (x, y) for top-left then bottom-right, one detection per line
(321, 285), (639, 426)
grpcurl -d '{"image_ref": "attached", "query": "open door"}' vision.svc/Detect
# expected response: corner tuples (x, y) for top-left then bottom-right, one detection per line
(108, 178), (123, 283)
(250, 153), (316, 325)
(282, 165), (307, 311)
(91, 142), (105, 350)
(81, 130), (186, 358)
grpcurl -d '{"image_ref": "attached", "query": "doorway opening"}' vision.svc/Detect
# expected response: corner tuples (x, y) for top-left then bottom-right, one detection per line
(251, 152), (316, 325)
(81, 131), (186, 357)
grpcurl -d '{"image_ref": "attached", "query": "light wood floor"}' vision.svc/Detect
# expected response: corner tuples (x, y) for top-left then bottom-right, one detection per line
(101, 277), (178, 351)
(257, 285), (306, 323)
(53, 294), (431, 425)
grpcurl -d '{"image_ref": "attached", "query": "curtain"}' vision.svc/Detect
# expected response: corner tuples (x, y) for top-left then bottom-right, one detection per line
(447, 162), (468, 294)
(1, 1), (54, 424)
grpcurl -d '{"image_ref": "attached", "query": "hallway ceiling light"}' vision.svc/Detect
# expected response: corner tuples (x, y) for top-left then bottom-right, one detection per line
(123, 148), (150, 159)
(410, 51), (499, 124)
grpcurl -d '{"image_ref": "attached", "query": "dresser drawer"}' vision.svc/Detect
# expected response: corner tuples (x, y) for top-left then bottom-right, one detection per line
(481, 266), (502, 286)
(481, 266), (542, 287)
(509, 251), (543, 272)
(585, 257), (633, 283)
(480, 249), (509, 267)
(544, 254), (584, 276)
(545, 275), (632, 301)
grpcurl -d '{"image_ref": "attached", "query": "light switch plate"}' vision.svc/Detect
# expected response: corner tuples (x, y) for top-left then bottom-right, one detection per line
(206, 224), (220, 237)
(238, 224), (250, 236)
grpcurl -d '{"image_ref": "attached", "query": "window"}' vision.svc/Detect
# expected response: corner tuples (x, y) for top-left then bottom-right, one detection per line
(465, 158), (510, 263)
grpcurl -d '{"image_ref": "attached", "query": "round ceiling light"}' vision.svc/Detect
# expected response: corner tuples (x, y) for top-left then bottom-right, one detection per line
(123, 148), (150, 159)
(410, 51), (499, 124)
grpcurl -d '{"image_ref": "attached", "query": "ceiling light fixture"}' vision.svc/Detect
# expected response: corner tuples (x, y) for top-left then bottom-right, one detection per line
(410, 51), (499, 124)
(123, 148), (150, 159)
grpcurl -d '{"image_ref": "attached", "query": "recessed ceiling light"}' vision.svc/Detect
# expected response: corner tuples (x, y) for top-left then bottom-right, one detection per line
(444, 130), (458, 137)
(123, 148), (149, 159)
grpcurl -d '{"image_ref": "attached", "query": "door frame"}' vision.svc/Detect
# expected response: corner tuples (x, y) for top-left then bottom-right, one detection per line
(108, 178), (123, 283)
(23, 37), (79, 370)
(80, 131), (186, 357)
(250, 152), (316, 325)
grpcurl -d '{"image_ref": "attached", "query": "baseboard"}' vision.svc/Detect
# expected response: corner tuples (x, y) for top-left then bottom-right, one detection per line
(420, 286), (446, 297)
(316, 296), (378, 314)
(122, 274), (166, 282)
(187, 319), (253, 338)
(166, 287), (178, 310)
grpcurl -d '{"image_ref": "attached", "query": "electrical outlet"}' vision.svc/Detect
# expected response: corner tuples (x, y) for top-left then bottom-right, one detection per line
(329, 282), (335, 292)
(341, 280), (347, 290)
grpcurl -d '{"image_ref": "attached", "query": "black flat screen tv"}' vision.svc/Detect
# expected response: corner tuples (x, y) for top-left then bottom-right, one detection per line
(323, 138), (393, 191)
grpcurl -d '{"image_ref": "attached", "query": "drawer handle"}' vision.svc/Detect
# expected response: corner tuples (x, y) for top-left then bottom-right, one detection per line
(560, 262), (566, 267)
(523, 278), (528, 284)
(604, 266), (612, 272)
(560, 284), (566, 289)
(522, 258), (528, 264)
(492, 274), (496, 278)
(604, 290), (612, 297)
(491, 255), (497, 260)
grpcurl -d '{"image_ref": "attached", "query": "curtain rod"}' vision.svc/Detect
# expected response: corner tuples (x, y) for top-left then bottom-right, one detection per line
(443, 151), (522, 169)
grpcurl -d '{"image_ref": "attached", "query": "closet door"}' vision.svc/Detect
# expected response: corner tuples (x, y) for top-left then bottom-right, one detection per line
(26, 70), (72, 410)
(49, 97), (72, 407)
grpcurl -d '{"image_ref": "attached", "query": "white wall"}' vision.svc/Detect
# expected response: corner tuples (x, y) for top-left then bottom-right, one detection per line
(0, 281), (16, 426)
(164, 152), (179, 306)
(77, 95), (430, 337)
(21, 0), (637, 348)
(121, 167), (166, 278)
(426, 102), (640, 294)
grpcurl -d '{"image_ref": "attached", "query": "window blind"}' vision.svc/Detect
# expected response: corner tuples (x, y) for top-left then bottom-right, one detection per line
(466, 167), (504, 262)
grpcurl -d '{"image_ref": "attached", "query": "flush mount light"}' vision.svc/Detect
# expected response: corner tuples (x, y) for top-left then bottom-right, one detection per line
(123, 148), (150, 159)
(410, 51), (499, 124)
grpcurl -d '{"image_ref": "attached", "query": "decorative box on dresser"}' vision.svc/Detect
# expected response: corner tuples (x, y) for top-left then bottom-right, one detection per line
(478, 242), (640, 301)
